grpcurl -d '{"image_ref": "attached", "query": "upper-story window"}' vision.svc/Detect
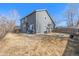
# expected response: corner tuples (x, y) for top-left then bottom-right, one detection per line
(45, 17), (46, 20)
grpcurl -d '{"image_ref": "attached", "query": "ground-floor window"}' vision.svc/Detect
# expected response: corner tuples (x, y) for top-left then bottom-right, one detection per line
(28, 24), (34, 33)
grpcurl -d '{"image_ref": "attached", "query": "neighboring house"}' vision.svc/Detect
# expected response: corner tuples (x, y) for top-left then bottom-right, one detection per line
(20, 9), (55, 33)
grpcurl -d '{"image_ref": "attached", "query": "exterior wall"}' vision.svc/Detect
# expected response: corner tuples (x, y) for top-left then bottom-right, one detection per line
(21, 10), (55, 33)
(21, 17), (27, 32)
(36, 11), (54, 33)
(26, 12), (36, 33)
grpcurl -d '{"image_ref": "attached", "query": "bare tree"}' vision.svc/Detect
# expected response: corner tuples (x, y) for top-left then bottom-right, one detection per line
(0, 16), (9, 38)
(64, 4), (78, 28)
(75, 8), (79, 27)
(0, 9), (20, 39)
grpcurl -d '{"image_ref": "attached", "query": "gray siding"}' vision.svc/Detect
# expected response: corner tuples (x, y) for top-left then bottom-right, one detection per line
(36, 11), (54, 33)
(21, 10), (55, 33)
(21, 17), (27, 32)
(26, 12), (36, 33)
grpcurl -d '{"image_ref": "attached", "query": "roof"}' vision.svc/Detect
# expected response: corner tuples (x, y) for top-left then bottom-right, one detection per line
(20, 9), (46, 20)
(35, 9), (47, 12)
(20, 9), (55, 26)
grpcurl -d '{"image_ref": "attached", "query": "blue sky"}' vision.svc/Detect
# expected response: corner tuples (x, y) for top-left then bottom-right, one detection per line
(0, 3), (72, 27)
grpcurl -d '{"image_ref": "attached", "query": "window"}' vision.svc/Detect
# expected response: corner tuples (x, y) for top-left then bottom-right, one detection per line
(29, 24), (34, 31)
(45, 17), (46, 20)
(28, 24), (34, 33)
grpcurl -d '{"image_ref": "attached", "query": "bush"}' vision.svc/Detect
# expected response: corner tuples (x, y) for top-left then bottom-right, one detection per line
(0, 16), (16, 39)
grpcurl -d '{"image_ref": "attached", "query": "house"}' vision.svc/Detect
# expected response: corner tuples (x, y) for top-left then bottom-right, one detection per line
(20, 9), (55, 33)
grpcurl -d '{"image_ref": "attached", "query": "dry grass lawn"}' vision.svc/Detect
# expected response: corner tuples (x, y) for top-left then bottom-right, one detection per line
(0, 33), (69, 56)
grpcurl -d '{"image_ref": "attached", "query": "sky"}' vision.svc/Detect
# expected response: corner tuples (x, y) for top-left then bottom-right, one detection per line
(0, 3), (75, 27)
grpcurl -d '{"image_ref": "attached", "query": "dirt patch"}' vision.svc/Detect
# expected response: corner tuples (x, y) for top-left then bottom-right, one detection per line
(0, 33), (68, 56)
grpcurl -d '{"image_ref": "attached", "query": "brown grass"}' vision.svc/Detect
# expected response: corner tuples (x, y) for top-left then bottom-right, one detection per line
(0, 33), (68, 56)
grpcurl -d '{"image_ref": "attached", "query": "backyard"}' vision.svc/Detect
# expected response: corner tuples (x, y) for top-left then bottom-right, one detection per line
(0, 33), (69, 56)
